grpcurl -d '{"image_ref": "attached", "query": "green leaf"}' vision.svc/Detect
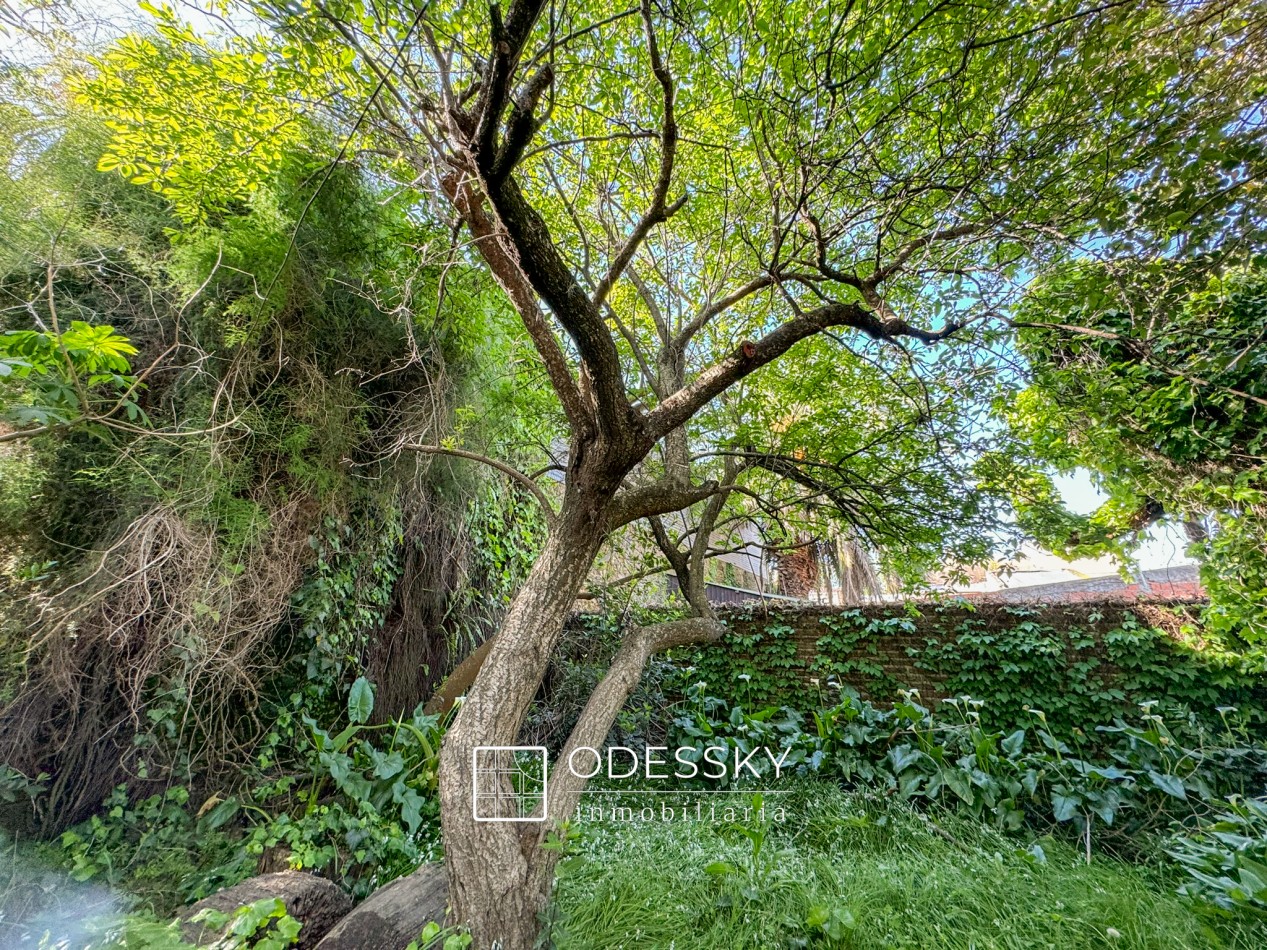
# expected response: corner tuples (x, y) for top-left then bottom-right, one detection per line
(1002, 729), (1026, 757)
(944, 768), (974, 804)
(348, 676), (375, 725)
(1148, 771), (1187, 800)
(1052, 790), (1081, 822)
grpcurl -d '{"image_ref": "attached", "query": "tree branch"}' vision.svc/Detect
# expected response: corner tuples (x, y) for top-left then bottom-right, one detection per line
(647, 300), (960, 441)
(402, 443), (558, 527)
(544, 616), (724, 824)
(607, 477), (721, 530)
(674, 274), (776, 351)
(590, 0), (683, 312)
(492, 63), (554, 179)
(440, 172), (590, 429)
(472, 0), (547, 175)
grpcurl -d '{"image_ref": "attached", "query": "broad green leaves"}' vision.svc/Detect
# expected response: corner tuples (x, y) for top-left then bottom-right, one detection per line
(73, 5), (331, 223)
(0, 321), (141, 432)
(1169, 796), (1267, 914)
(1010, 267), (1267, 641)
(347, 675), (375, 725)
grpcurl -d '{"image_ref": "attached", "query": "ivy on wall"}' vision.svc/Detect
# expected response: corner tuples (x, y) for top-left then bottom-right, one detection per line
(683, 602), (1267, 738)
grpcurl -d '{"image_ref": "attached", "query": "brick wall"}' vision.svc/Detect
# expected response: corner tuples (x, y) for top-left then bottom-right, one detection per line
(689, 598), (1219, 710)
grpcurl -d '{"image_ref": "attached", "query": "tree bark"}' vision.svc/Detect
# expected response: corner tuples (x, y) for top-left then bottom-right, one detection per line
(435, 447), (729, 948)
(437, 480), (609, 950)
(547, 617), (722, 823)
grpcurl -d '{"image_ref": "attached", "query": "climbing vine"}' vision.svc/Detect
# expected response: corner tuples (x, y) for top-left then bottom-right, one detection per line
(685, 603), (1267, 739)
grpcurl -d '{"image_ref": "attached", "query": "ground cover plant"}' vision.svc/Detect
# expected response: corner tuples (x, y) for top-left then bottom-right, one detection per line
(550, 784), (1267, 950)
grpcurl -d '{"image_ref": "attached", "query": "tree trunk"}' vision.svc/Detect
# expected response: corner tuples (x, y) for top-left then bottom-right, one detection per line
(437, 486), (608, 949)
(435, 463), (724, 947)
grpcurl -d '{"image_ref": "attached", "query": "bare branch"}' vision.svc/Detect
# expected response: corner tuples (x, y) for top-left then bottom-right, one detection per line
(675, 274), (775, 351)
(590, 0), (683, 311)
(870, 222), (980, 285)
(402, 443), (558, 527)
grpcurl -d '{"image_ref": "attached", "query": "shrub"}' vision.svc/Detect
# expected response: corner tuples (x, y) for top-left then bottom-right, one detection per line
(667, 687), (1267, 849)
(1168, 796), (1267, 916)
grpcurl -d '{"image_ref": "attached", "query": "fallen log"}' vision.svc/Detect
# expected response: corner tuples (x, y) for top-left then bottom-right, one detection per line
(181, 870), (351, 949)
(314, 862), (449, 950)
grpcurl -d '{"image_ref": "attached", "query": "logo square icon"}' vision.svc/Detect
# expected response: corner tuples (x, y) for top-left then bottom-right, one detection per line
(472, 746), (548, 822)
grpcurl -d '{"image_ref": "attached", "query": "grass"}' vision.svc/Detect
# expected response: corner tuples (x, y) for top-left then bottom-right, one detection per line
(548, 782), (1264, 950)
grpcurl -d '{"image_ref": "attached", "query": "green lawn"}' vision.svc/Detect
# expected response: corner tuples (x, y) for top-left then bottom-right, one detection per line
(548, 783), (1263, 950)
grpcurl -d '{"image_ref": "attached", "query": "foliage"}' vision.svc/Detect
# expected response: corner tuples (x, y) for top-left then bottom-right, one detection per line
(685, 604), (1267, 737)
(1007, 265), (1267, 643)
(236, 678), (444, 899)
(5, 0), (1267, 944)
(551, 783), (1266, 949)
(28, 913), (201, 950)
(921, 607), (1267, 737)
(410, 921), (473, 950)
(50, 784), (241, 915)
(191, 897), (303, 950)
(200, 687), (426, 889)
(0, 763), (48, 805)
(37, 678), (446, 926)
(525, 607), (689, 751)
(29, 898), (304, 950)
(1168, 796), (1267, 916)
(715, 329), (1013, 584)
(0, 321), (142, 433)
(250, 0), (1267, 602)
(667, 687), (1267, 848)
(72, 2), (323, 225)
(291, 515), (405, 691)
(1, 4), (549, 846)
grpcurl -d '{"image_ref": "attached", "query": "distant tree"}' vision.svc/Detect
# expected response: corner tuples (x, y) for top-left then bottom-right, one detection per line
(997, 42), (1267, 640)
(1009, 266), (1267, 640)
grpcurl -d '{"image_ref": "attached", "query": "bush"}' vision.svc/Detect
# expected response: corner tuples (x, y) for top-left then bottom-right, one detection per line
(667, 686), (1267, 849)
(1168, 796), (1267, 916)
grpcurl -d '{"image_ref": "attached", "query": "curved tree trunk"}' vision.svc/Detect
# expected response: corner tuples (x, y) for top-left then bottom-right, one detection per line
(437, 484), (608, 949)
(436, 468), (725, 948)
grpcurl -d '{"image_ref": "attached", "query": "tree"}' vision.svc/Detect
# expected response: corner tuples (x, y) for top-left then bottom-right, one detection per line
(196, 0), (1267, 943)
(997, 45), (1267, 641)
(1009, 266), (1267, 640)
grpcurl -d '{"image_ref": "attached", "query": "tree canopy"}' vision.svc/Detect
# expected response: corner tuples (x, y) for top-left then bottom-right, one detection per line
(3, 1), (1267, 945)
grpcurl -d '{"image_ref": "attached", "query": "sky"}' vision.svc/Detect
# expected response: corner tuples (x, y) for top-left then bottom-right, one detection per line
(1054, 471), (1195, 571)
